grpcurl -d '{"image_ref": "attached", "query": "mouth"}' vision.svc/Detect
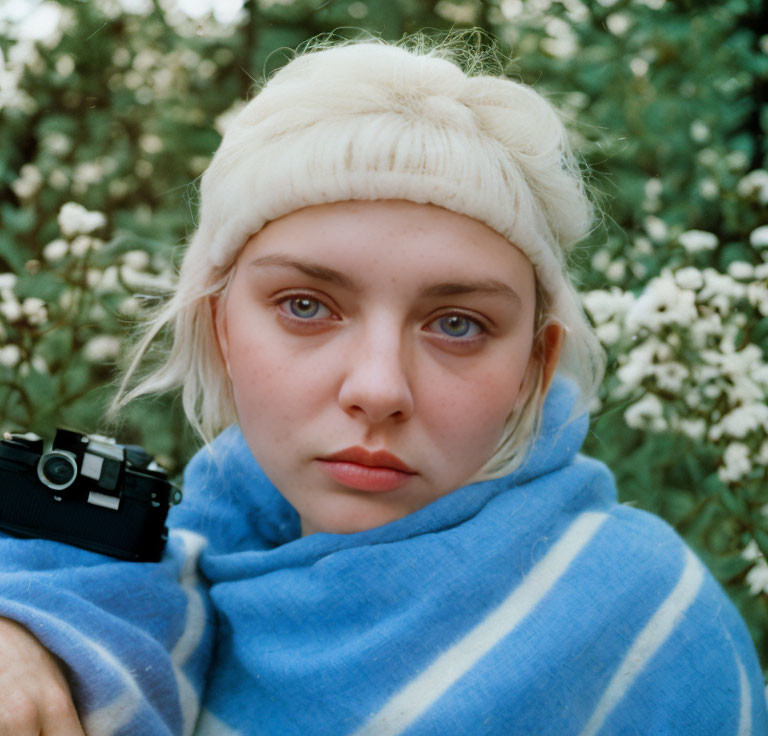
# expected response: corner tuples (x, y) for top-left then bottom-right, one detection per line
(316, 447), (416, 492)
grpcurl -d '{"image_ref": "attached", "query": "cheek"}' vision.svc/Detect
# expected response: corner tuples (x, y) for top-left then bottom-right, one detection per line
(419, 360), (526, 462)
(226, 328), (332, 438)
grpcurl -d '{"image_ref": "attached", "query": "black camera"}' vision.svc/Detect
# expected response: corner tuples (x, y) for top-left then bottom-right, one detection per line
(0, 428), (181, 562)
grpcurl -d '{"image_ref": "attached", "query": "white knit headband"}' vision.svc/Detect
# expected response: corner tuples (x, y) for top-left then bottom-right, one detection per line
(181, 42), (592, 323)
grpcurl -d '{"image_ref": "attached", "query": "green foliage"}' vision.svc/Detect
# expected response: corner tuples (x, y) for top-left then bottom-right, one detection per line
(1, 0), (766, 675)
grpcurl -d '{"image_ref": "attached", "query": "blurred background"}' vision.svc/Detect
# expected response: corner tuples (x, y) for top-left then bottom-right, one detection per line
(0, 0), (766, 675)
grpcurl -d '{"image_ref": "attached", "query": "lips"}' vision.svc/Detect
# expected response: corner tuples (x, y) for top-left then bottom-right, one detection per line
(317, 447), (416, 492)
(322, 447), (415, 473)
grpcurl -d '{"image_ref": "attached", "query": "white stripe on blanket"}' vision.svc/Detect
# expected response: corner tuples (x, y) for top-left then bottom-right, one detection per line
(193, 708), (242, 736)
(735, 650), (751, 736)
(171, 530), (210, 736)
(79, 637), (143, 736)
(353, 511), (609, 736)
(84, 530), (208, 736)
(579, 546), (705, 736)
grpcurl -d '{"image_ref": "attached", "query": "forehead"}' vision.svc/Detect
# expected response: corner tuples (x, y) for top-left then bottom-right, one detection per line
(237, 199), (536, 298)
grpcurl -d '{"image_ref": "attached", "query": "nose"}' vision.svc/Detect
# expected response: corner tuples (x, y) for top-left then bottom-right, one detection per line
(337, 324), (415, 425)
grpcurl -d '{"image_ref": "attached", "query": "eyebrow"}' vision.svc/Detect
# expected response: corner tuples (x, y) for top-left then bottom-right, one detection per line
(247, 254), (522, 306)
(421, 280), (522, 307)
(247, 255), (358, 291)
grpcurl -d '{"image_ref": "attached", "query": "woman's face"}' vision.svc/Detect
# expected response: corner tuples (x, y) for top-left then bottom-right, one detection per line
(215, 200), (562, 535)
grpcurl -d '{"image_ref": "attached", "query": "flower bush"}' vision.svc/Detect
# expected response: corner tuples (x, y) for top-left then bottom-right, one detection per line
(1, 0), (766, 674)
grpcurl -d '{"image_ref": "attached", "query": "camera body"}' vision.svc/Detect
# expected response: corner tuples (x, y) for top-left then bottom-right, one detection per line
(0, 428), (180, 562)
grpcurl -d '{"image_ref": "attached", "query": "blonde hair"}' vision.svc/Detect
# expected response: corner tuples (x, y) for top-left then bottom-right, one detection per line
(111, 32), (605, 476)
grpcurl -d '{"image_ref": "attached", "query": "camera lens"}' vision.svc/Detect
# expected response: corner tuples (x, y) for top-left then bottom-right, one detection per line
(37, 451), (77, 491)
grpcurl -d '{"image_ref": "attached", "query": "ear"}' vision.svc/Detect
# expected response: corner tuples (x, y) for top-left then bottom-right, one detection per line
(210, 294), (232, 379)
(538, 321), (565, 398)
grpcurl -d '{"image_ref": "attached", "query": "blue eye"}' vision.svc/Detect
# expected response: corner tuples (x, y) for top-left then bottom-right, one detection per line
(285, 297), (331, 320)
(430, 314), (483, 339)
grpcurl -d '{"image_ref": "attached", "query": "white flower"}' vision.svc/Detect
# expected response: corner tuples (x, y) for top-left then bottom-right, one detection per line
(86, 266), (119, 292)
(582, 287), (634, 325)
(690, 120), (710, 143)
(22, 297), (47, 325)
(709, 403), (768, 441)
(743, 539), (764, 562)
(630, 57), (649, 77)
(651, 361), (689, 393)
(48, 169), (69, 189)
(634, 236), (653, 255)
(701, 343), (768, 406)
(697, 148), (718, 166)
(72, 162), (106, 195)
(55, 54), (75, 77)
(718, 442), (752, 482)
(606, 260), (626, 282)
(606, 12), (631, 34)
(83, 335), (121, 362)
(119, 296), (140, 315)
(727, 261), (754, 279)
(690, 312), (723, 347)
(625, 393), (666, 431)
(596, 322), (622, 345)
(591, 249), (611, 272)
(541, 34), (578, 59)
(675, 418), (706, 440)
(0, 295), (21, 322)
(747, 282), (768, 317)
(0, 344), (21, 367)
(674, 267), (704, 290)
(726, 151), (748, 171)
(121, 250), (150, 271)
(745, 560), (768, 596)
(11, 164), (43, 199)
(683, 389), (702, 409)
(644, 215), (668, 242)
(58, 290), (75, 310)
(30, 355), (47, 374)
(43, 239), (68, 262)
(119, 266), (173, 292)
(644, 178), (662, 200)
(57, 202), (107, 237)
(100, 266), (120, 291)
(699, 268), (746, 314)
(750, 225), (768, 248)
(626, 271), (698, 331)
(698, 178), (719, 200)
(738, 170), (768, 204)
(0, 274), (17, 290)
(617, 338), (674, 390)
(679, 229), (718, 252)
(70, 235), (93, 257)
(43, 131), (71, 155)
(139, 134), (163, 154)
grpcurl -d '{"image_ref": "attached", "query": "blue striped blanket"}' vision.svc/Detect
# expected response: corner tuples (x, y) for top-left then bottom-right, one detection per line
(0, 379), (765, 734)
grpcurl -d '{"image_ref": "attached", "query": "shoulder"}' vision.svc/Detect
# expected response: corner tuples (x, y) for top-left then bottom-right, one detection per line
(575, 504), (767, 735)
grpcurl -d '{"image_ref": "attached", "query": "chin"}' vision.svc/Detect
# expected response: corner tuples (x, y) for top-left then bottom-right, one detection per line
(301, 500), (407, 536)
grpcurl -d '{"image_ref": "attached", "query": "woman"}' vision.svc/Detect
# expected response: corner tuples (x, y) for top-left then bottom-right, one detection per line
(0, 37), (765, 735)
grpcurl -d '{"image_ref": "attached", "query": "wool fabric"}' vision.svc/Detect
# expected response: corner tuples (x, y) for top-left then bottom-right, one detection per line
(0, 379), (765, 735)
(183, 43), (590, 322)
